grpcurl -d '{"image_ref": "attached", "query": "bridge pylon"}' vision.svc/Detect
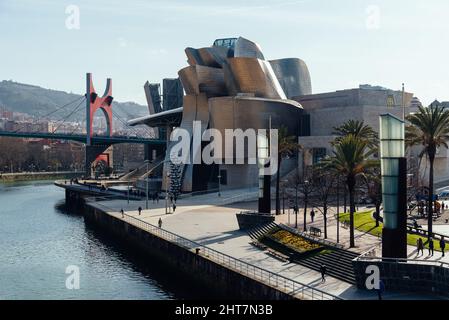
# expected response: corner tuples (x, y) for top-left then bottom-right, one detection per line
(85, 73), (113, 146)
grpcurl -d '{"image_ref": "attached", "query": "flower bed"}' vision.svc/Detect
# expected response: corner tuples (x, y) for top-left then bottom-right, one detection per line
(265, 229), (324, 256)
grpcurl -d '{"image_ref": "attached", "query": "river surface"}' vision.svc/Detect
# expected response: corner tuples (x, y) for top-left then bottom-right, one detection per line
(0, 181), (209, 300)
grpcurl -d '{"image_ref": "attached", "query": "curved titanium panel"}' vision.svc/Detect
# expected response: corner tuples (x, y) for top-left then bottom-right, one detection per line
(234, 37), (265, 60)
(209, 96), (303, 139)
(162, 93), (210, 192)
(178, 65), (227, 97)
(178, 66), (198, 95)
(198, 47), (229, 68)
(228, 57), (286, 99)
(185, 47), (204, 66)
(186, 47), (230, 68)
(269, 58), (312, 98)
(208, 96), (304, 187)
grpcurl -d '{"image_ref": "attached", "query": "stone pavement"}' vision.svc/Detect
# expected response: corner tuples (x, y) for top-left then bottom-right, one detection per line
(89, 191), (447, 300)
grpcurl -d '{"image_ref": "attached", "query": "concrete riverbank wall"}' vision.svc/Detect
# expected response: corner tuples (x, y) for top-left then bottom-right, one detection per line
(0, 171), (81, 182)
(83, 202), (295, 300)
(353, 258), (449, 296)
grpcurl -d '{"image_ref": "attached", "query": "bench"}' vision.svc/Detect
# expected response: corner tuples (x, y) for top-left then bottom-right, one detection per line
(266, 249), (290, 262)
(309, 226), (322, 237)
(250, 241), (267, 250)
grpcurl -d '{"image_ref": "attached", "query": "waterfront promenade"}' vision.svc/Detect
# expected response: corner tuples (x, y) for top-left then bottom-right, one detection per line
(86, 189), (448, 300)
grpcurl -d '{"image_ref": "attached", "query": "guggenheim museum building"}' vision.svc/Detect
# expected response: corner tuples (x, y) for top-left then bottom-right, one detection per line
(129, 37), (313, 193)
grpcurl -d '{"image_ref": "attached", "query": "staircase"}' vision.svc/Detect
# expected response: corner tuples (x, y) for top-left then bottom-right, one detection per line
(247, 222), (280, 241)
(119, 156), (164, 182)
(246, 222), (358, 284)
(292, 249), (358, 284)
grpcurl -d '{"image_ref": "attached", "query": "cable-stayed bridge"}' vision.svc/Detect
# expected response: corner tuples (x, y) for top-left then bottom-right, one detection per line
(0, 74), (165, 175)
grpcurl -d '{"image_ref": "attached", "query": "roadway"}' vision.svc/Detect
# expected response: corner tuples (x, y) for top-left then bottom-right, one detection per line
(0, 130), (166, 145)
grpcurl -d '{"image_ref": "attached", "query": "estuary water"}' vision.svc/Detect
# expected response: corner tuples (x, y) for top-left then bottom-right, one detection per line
(0, 181), (205, 300)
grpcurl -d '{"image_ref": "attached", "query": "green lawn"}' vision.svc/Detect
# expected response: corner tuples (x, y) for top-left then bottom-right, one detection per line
(338, 210), (442, 252)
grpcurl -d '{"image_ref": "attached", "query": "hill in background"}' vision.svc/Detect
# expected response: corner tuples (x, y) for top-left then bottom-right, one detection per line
(0, 80), (149, 122)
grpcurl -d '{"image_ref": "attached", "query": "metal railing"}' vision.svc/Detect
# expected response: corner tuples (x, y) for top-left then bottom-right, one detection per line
(86, 198), (342, 300)
(354, 248), (449, 269)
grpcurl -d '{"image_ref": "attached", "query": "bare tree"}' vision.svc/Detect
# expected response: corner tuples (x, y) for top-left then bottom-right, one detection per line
(287, 167), (316, 231)
(363, 167), (382, 227)
(312, 165), (336, 238)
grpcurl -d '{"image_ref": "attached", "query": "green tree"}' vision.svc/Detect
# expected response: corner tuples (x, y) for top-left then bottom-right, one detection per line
(333, 119), (379, 149)
(406, 104), (449, 237)
(323, 134), (376, 247)
(275, 126), (301, 215)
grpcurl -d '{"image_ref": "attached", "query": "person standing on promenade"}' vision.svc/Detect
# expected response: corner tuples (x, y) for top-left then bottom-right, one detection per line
(158, 217), (162, 228)
(138, 206), (142, 216)
(440, 237), (446, 257)
(377, 280), (385, 300)
(310, 210), (315, 223)
(417, 238), (424, 256)
(320, 264), (327, 283)
(120, 209), (124, 218)
(429, 238), (435, 256)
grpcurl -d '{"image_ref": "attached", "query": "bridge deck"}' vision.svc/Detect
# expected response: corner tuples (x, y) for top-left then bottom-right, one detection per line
(0, 131), (166, 145)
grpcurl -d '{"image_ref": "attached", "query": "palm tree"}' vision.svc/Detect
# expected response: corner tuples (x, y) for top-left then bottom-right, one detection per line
(275, 126), (301, 215)
(333, 119), (379, 149)
(323, 134), (376, 247)
(406, 104), (449, 237)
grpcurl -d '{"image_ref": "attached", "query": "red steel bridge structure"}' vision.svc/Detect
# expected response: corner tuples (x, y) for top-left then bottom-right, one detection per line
(0, 73), (165, 175)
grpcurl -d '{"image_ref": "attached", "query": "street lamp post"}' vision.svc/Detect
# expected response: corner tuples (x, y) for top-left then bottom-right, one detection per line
(218, 174), (221, 197)
(295, 184), (299, 228)
(127, 180), (130, 204)
(165, 171), (170, 214)
(303, 180), (309, 232)
(282, 189), (285, 215)
(337, 177), (340, 243)
(145, 160), (149, 210)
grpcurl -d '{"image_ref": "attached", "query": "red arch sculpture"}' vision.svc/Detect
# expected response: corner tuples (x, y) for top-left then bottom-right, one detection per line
(86, 73), (113, 145)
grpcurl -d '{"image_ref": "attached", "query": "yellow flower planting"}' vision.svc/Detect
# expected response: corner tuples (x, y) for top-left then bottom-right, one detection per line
(269, 230), (322, 252)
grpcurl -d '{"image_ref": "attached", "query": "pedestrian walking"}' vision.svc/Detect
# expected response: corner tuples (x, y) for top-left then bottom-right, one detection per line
(429, 238), (434, 256)
(417, 238), (424, 256)
(158, 217), (162, 228)
(310, 209), (315, 223)
(377, 280), (385, 300)
(320, 264), (327, 283)
(440, 237), (446, 257)
(138, 206), (142, 216)
(120, 208), (124, 218)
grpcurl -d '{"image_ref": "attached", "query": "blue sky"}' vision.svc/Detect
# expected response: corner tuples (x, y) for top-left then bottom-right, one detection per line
(1, 0), (448, 105)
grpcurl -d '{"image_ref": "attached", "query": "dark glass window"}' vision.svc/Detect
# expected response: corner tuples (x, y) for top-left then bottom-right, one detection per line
(313, 148), (327, 164)
(299, 114), (311, 136)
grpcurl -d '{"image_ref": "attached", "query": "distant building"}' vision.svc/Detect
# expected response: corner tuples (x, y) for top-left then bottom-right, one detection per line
(292, 85), (416, 171)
